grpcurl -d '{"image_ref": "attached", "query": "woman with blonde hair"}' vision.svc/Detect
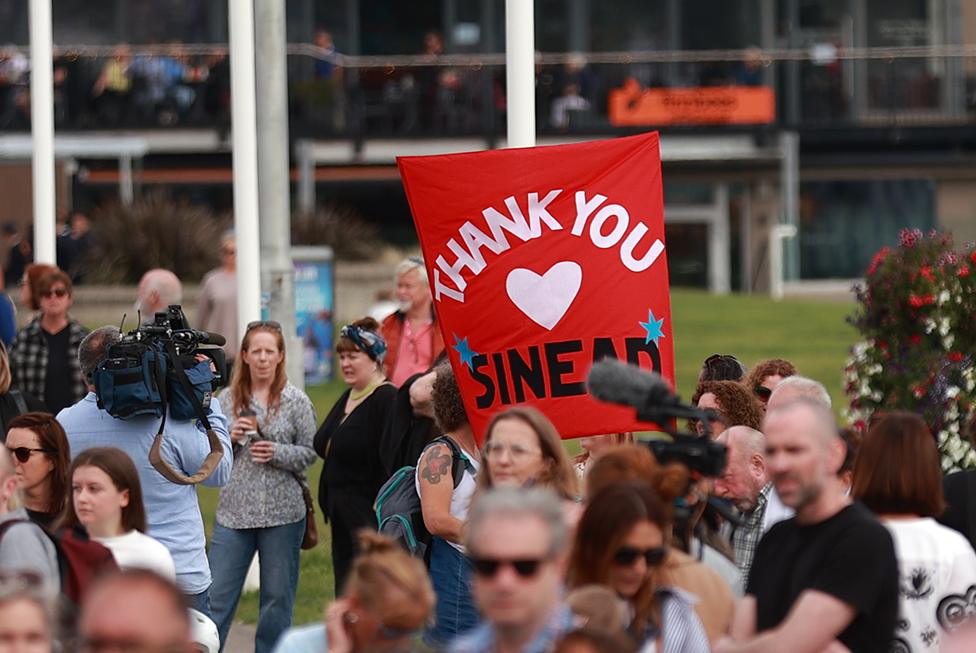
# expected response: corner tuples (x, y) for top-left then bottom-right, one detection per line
(573, 432), (634, 484)
(273, 531), (435, 653)
(0, 342), (44, 437)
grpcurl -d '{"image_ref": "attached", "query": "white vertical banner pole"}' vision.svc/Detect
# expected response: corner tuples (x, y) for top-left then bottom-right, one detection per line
(29, 0), (56, 265)
(229, 0), (262, 341)
(505, 0), (536, 148)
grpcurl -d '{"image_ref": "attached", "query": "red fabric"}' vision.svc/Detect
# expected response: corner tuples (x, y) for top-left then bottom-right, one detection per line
(398, 132), (673, 440)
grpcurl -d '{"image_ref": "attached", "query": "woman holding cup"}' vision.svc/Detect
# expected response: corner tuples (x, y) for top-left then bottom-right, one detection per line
(208, 320), (318, 653)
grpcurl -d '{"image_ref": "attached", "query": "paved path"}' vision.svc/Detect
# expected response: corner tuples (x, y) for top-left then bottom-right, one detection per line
(225, 622), (256, 653)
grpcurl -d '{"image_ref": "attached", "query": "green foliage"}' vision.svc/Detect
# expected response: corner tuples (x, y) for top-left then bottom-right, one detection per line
(291, 204), (383, 261)
(85, 191), (229, 284)
(846, 229), (976, 471)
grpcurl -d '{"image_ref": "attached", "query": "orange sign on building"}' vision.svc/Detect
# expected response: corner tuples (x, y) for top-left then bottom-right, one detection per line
(608, 79), (776, 126)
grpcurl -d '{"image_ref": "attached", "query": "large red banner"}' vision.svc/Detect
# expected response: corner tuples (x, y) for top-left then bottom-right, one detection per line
(397, 132), (673, 440)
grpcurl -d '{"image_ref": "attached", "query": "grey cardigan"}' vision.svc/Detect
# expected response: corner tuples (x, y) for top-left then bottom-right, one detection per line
(215, 384), (318, 529)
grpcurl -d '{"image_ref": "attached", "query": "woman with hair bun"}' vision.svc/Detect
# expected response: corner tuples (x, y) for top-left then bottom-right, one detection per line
(273, 531), (435, 653)
(314, 318), (396, 594)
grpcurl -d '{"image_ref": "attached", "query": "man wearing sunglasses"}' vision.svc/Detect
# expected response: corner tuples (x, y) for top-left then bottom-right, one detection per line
(449, 488), (573, 653)
(0, 447), (59, 587)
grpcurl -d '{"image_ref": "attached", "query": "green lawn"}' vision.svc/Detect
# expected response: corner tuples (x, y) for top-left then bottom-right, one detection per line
(199, 288), (858, 626)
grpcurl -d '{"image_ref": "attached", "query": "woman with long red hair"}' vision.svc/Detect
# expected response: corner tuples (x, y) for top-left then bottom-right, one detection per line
(208, 320), (317, 653)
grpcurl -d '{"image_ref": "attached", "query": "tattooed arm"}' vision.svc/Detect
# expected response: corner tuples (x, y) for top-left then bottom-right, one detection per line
(417, 443), (464, 543)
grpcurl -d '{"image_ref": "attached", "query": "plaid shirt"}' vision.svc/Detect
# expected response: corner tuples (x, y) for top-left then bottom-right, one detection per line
(449, 604), (574, 653)
(732, 482), (773, 582)
(9, 317), (89, 410)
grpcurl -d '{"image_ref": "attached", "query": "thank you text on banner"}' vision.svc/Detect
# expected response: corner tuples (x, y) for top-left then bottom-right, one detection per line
(397, 132), (674, 440)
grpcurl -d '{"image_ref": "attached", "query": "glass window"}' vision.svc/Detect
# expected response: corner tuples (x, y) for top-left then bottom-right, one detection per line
(53, 0), (119, 44)
(798, 179), (936, 279)
(590, 0), (668, 52)
(0, 0), (27, 44)
(358, 1), (441, 55)
(866, 0), (940, 111)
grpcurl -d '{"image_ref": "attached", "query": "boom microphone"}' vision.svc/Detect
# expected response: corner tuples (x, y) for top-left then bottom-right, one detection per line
(586, 359), (700, 424)
(197, 331), (227, 347)
(587, 358), (728, 477)
(587, 358), (676, 411)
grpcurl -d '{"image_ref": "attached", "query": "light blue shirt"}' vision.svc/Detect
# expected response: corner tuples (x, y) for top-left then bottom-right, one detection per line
(58, 392), (232, 594)
(272, 623), (326, 653)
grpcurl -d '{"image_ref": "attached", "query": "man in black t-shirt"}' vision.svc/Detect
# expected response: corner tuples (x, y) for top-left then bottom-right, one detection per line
(716, 399), (898, 653)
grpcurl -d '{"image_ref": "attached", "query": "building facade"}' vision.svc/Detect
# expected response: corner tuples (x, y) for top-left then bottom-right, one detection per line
(0, 0), (974, 290)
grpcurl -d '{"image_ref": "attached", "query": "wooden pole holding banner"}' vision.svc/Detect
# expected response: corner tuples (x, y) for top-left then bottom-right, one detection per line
(228, 0), (262, 340)
(505, 0), (536, 148)
(29, 0), (56, 265)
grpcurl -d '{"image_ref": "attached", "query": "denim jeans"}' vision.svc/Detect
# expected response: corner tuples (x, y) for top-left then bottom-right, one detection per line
(184, 586), (212, 620)
(209, 519), (306, 653)
(424, 537), (480, 647)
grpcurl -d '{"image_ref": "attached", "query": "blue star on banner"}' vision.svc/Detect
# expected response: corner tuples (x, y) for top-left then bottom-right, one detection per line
(639, 310), (666, 346)
(452, 334), (479, 369)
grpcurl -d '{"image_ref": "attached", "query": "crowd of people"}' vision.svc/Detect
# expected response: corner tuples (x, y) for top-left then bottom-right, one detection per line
(0, 254), (975, 653)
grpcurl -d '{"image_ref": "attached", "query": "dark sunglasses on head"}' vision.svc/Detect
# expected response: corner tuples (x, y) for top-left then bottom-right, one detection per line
(246, 320), (282, 333)
(471, 556), (546, 579)
(612, 546), (668, 568)
(754, 385), (773, 401)
(39, 288), (68, 298)
(702, 353), (744, 380)
(8, 446), (55, 463)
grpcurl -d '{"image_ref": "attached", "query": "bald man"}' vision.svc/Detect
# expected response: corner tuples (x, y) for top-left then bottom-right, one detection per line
(716, 400), (898, 653)
(135, 269), (183, 323)
(714, 426), (792, 579)
(765, 375), (831, 412)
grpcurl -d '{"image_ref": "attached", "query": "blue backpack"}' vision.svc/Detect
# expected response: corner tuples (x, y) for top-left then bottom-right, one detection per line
(374, 436), (473, 561)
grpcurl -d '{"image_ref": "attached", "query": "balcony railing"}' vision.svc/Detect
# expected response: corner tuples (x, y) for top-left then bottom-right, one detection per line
(1, 44), (975, 139)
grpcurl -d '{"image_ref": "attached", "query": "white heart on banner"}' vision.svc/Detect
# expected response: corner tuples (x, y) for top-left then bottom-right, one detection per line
(505, 261), (583, 330)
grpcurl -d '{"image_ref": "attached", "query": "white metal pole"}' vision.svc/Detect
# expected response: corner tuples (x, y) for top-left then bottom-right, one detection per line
(229, 0), (262, 342)
(505, 0), (536, 147)
(29, 0), (56, 265)
(254, 0), (303, 389)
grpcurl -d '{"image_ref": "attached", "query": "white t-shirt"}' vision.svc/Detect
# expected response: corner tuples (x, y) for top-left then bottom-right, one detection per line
(415, 440), (480, 553)
(884, 517), (976, 651)
(95, 530), (177, 580)
(761, 486), (793, 533)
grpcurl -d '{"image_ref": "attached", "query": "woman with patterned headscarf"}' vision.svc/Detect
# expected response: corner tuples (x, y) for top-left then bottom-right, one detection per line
(314, 318), (397, 594)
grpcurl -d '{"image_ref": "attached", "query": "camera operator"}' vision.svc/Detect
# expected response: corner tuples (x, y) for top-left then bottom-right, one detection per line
(56, 326), (233, 617)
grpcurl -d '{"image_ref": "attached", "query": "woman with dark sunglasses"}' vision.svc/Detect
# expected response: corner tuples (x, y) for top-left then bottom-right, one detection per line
(742, 359), (797, 406)
(208, 320), (317, 653)
(4, 412), (70, 529)
(9, 268), (89, 415)
(273, 531), (434, 653)
(569, 482), (709, 653)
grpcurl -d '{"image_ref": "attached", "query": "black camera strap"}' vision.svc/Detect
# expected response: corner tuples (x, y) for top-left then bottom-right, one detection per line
(148, 341), (224, 485)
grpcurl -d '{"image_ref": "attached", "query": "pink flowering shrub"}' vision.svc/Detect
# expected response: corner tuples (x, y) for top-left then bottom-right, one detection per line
(846, 229), (976, 471)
